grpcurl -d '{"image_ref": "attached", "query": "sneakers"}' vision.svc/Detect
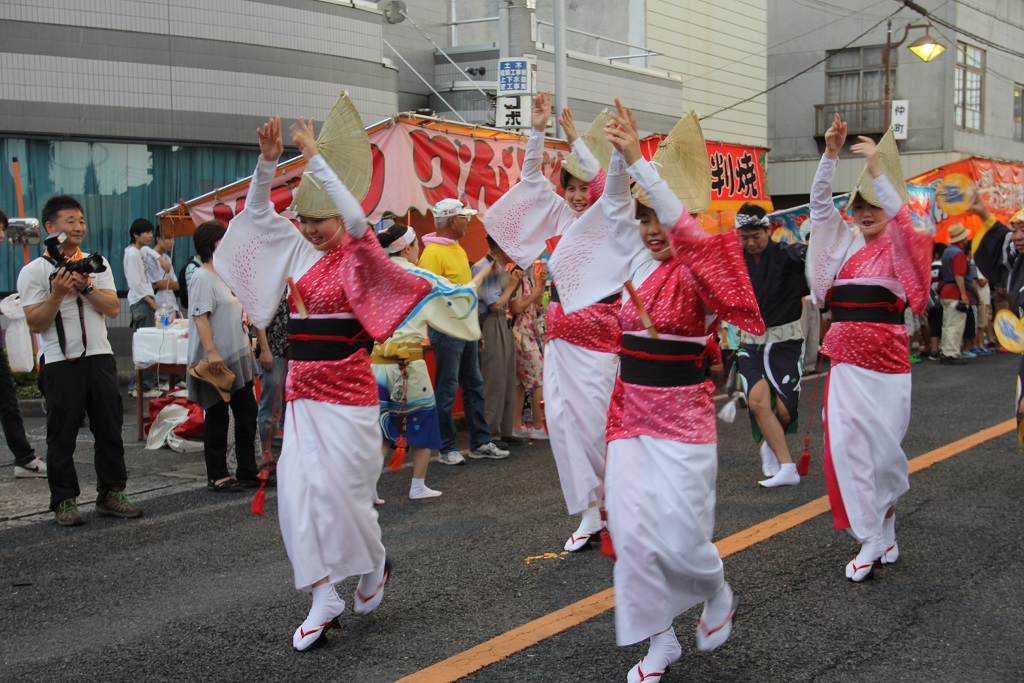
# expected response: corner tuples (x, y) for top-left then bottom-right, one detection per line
(468, 442), (510, 459)
(939, 355), (968, 365)
(129, 387), (162, 398)
(960, 350), (977, 359)
(96, 490), (143, 518)
(14, 457), (47, 478)
(528, 427), (549, 440)
(438, 450), (466, 466)
(55, 498), (85, 527)
(511, 427), (532, 439)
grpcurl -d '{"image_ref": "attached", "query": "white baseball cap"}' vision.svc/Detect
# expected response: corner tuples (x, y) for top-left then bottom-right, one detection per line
(432, 198), (477, 219)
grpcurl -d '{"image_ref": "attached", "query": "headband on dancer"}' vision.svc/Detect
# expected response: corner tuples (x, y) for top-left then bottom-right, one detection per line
(386, 225), (417, 254)
(735, 213), (770, 229)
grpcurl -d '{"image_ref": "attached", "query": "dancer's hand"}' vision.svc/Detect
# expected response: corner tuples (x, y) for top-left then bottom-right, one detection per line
(850, 135), (880, 178)
(969, 187), (990, 220)
(257, 116), (283, 162)
(533, 91), (552, 132)
(605, 98), (641, 166)
(290, 118), (319, 160)
(558, 107), (578, 142)
(824, 113), (847, 160)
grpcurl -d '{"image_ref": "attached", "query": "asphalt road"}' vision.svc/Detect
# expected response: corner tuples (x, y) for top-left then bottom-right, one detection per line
(1, 353), (1022, 683)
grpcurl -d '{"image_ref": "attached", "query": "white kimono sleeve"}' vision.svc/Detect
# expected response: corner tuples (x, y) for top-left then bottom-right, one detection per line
(806, 155), (856, 307)
(545, 149), (641, 313)
(484, 129), (578, 266)
(213, 156), (319, 328)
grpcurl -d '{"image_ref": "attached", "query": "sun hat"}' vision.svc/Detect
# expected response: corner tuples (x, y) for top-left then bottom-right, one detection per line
(432, 198), (477, 219)
(947, 223), (969, 244)
(188, 360), (235, 403)
(848, 128), (907, 209)
(561, 110), (613, 181)
(292, 91), (372, 218)
(633, 111), (711, 214)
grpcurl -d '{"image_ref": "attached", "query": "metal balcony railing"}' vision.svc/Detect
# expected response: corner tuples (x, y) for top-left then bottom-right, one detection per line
(814, 100), (889, 136)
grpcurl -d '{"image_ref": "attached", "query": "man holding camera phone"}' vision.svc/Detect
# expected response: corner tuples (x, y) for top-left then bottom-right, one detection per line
(17, 195), (142, 526)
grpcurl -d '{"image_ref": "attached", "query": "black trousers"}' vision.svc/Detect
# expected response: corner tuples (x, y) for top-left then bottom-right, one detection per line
(43, 354), (127, 511)
(203, 382), (258, 483)
(0, 344), (35, 466)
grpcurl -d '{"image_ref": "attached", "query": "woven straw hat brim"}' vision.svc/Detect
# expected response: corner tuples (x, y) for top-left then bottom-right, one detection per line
(292, 91), (372, 217)
(562, 110), (614, 181)
(848, 128), (907, 209)
(634, 111), (711, 214)
(947, 223), (969, 243)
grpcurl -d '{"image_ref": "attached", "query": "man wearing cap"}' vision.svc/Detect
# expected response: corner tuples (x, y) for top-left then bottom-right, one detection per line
(419, 199), (508, 464)
(938, 223), (972, 365)
(734, 203), (810, 487)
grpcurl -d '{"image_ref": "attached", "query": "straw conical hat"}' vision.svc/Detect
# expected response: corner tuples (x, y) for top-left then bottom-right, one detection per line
(634, 111), (711, 214)
(848, 128), (906, 208)
(292, 91), (372, 218)
(561, 110), (613, 181)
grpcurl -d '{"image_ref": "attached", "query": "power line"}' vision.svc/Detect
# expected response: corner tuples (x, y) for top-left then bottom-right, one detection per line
(702, 5), (905, 121)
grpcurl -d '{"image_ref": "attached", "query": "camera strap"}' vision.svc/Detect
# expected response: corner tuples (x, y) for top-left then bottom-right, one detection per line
(53, 296), (88, 362)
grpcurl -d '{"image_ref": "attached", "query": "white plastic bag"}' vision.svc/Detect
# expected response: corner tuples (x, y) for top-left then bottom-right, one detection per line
(1, 293), (34, 372)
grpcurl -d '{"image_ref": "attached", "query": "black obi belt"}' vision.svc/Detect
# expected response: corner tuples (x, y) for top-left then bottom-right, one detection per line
(287, 317), (373, 361)
(828, 284), (906, 325)
(619, 334), (709, 387)
(549, 283), (619, 306)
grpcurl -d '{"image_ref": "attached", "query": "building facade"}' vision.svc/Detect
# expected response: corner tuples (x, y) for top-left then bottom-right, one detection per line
(767, 0), (1024, 206)
(0, 0), (767, 292)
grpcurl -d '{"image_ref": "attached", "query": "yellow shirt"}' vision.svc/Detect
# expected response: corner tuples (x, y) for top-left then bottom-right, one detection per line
(418, 242), (472, 285)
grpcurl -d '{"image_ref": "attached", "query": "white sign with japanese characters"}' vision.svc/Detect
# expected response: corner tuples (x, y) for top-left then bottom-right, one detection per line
(497, 95), (525, 130)
(891, 99), (909, 140)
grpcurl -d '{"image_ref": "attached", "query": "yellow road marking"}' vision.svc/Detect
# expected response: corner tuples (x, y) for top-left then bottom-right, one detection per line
(396, 419), (1015, 683)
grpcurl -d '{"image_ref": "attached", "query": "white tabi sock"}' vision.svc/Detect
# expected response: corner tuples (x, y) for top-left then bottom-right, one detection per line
(758, 462), (799, 488)
(696, 582), (737, 651)
(409, 478), (442, 499)
(293, 583), (345, 650)
(628, 629), (682, 683)
(354, 557), (391, 615)
(883, 512), (896, 546)
(564, 505), (603, 551)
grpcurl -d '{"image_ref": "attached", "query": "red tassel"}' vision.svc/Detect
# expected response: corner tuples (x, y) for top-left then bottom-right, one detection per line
(388, 437), (407, 472)
(250, 486), (266, 516)
(598, 508), (616, 561)
(796, 434), (811, 476)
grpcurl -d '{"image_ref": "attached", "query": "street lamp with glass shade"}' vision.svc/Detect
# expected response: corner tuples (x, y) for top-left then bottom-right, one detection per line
(884, 21), (947, 128)
(908, 32), (946, 62)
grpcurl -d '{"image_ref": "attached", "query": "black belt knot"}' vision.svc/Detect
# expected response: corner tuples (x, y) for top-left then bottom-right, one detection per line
(828, 285), (907, 325)
(287, 317), (373, 361)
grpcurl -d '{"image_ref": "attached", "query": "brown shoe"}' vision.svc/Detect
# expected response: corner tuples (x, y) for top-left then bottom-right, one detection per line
(55, 498), (85, 527)
(96, 490), (143, 519)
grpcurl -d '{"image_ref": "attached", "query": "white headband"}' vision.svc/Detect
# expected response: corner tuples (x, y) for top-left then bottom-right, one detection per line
(735, 213), (770, 229)
(386, 225), (417, 254)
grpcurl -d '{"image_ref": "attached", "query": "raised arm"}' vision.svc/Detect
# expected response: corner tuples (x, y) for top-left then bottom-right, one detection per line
(291, 118), (367, 237)
(560, 106), (601, 181)
(806, 113), (856, 305)
(246, 116), (283, 212)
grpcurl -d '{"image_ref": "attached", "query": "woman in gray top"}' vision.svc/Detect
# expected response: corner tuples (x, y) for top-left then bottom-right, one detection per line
(187, 221), (259, 491)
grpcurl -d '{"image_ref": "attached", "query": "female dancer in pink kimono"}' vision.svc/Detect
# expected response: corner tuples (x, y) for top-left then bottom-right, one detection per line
(550, 100), (764, 682)
(808, 114), (932, 581)
(486, 92), (619, 551)
(215, 112), (430, 650)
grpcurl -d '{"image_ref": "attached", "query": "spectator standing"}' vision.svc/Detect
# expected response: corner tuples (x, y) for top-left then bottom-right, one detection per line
(938, 224), (971, 364)
(186, 221), (259, 492)
(925, 242), (945, 360)
(472, 236), (526, 450)
(1, 210), (45, 478)
(124, 218), (160, 397)
(145, 228), (179, 314)
(511, 266), (548, 439)
(255, 293), (289, 458)
(418, 199), (509, 464)
(18, 195), (142, 525)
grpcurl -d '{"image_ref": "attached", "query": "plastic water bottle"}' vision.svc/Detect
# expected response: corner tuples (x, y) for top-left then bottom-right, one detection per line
(156, 305), (174, 329)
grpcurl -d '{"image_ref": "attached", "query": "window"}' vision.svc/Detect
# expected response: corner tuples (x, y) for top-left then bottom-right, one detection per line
(955, 42), (984, 130)
(823, 46), (893, 133)
(1015, 83), (1023, 140)
(450, 0), (499, 48)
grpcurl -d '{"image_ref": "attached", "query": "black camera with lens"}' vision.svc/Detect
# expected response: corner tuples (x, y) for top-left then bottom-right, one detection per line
(43, 231), (107, 280)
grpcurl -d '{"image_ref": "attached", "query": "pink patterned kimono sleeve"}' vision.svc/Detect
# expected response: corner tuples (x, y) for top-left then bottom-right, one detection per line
(870, 173), (933, 315)
(666, 215), (766, 336)
(807, 155), (855, 308)
(340, 230), (431, 342)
